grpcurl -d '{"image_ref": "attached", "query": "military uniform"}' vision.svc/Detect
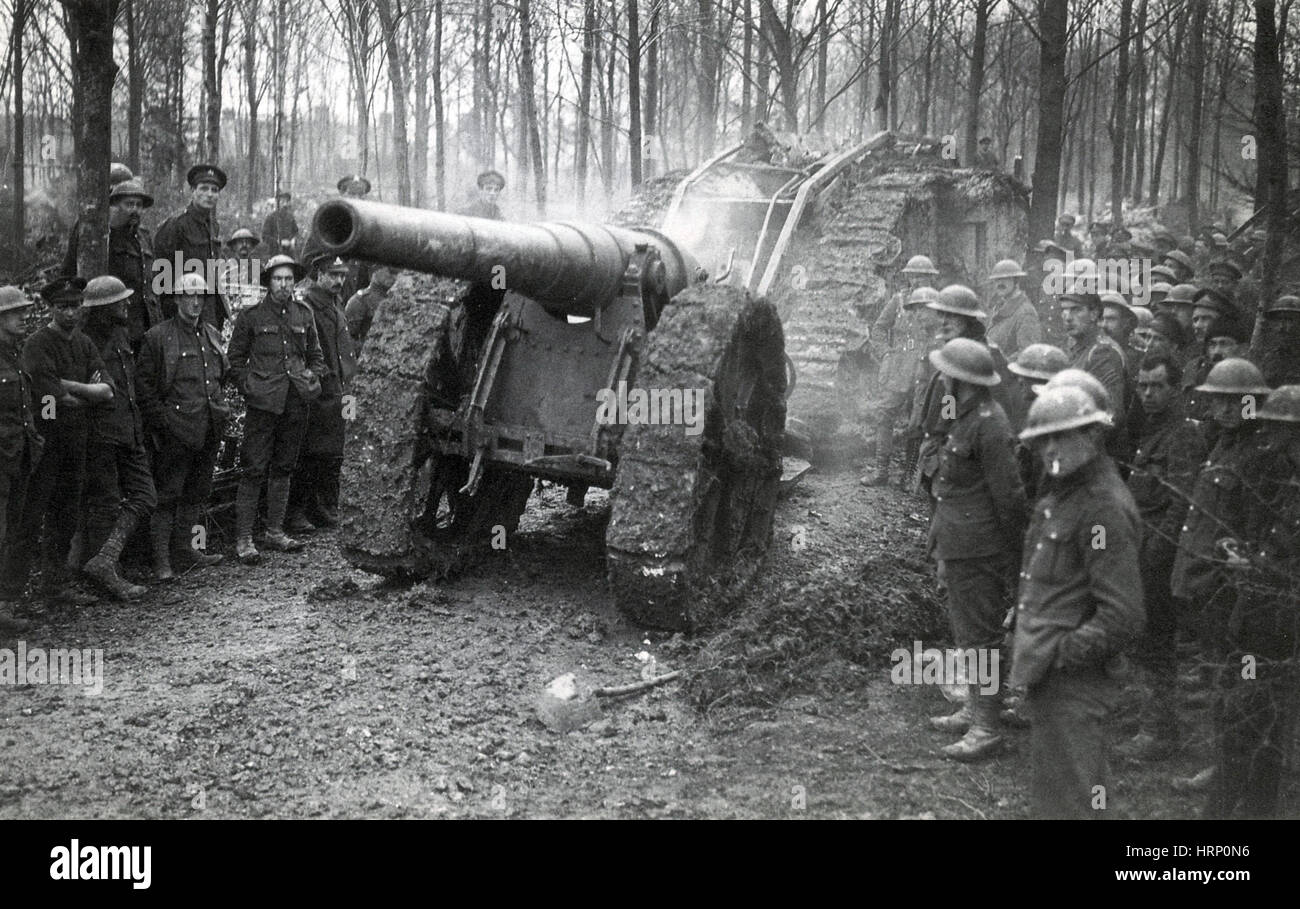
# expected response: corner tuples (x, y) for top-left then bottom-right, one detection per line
(868, 291), (932, 480)
(63, 222), (161, 347)
(289, 281), (357, 525)
(1011, 455), (1144, 818)
(81, 321), (157, 562)
(985, 289), (1042, 359)
(136, 315), (231, 522)
(0, 325), (108, 597)
(0, 335), (41, 560)
(344, 286), (385, 350)
(261, 207), (299, 255)
(914, 341), (1016, 492)
(1125, 403), (1206, 747)
(1068, 328), (1129, 464)
(154, 204), (225, 330)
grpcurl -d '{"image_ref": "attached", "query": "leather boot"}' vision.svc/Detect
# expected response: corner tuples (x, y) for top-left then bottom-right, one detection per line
(261, 475), (304, 552)
(149, 508), (175, 580)
(235, 478), (262, 564)
(929, 700), (972, 733)
(942, 686), (1004, 762)
(307, 458), (341, 527)
(83, 512), (147, 600)
(175, 505), (223, 568)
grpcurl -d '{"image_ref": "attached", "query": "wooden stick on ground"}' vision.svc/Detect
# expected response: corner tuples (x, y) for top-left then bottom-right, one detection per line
(595, 670), (684, 698)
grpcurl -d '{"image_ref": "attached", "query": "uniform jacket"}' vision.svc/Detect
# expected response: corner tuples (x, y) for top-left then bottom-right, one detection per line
(0, 338), (42, 475)
(261, 208), (300, 253)
(86, 325), (145, 450)
(227, 293), (325, 415)
(154, 204), (225, 323)
(344, 287), (384, 348)
(1011, 456), (1144, 690)
(985, 289), (1043, 359)
(1126, 404), (1206, 560)
(62, 221), (161, 344)
(136, 316), (231, 450)
(21, 324), (109, 432)
(301, 283), (358, 398)
(871, 292), (931, 396)
(1067, 329), (1127, 427)
(1171, 423), (1288, 602)
(927, 389), (1027, 561)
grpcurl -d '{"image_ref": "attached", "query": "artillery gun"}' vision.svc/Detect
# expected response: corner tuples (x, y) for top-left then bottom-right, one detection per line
(312, 199), (788, 630)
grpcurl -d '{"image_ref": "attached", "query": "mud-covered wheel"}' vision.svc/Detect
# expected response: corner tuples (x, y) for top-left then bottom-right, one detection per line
(340, 274), (532, 579)
(606, 283), (787, 630)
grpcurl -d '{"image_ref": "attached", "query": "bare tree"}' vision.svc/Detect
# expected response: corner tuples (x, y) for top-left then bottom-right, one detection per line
(1250, 0), (1288, 348)
(1109, 0), (1133, 225)
(374, 0), (411, 204)
(1029, 0), (1070, 243)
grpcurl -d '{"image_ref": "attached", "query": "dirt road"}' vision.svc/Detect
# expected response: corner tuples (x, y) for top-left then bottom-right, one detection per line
(0, 472), (1231, 819)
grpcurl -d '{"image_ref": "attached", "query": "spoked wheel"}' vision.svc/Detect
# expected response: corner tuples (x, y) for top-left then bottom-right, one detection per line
(606, 284), (787, 631)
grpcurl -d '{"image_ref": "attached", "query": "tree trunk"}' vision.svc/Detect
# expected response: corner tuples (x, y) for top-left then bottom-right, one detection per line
(1109, 0), (1132, 226)
(245, 0), (260, 215)
(518, 0), (547, 213)
(433, 0), (446, 209)
(412, 5), (430, 206)
(375, 0), (411, 205)
(576, 0), (595, 205)
(1129, 0), (1148, 205)
(815, 0), (828, 126)
(203, 0), (219, 161)
(741, 0), (753, 131)
(11, 0), (26, 257)
(1149, 14), (1184, 207)
(1183, 0), (1208, 229)
(627, 0), (642, 188)
(1029, 0), (1069, 243)
(125, 0), (141, 172)
(919, 0), (936, 134)
(697, 0), (719, 152)
(644, 0), (659, 178)
(1251, 0), (1287, 350)
(63, 0), (121, 277)
(963, 0), (991, 165)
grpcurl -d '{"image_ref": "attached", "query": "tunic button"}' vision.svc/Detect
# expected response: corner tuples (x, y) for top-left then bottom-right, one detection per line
(1035, 543), (1043, 550)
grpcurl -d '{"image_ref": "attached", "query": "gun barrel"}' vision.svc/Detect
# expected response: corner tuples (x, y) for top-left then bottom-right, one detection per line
(314, 198), (688, 317)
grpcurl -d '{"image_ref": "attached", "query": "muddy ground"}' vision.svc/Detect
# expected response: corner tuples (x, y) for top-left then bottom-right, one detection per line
(0, 469), (1275, 820)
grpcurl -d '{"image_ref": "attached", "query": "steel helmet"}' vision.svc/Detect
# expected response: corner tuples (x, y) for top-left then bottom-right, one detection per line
(1034, 368), (1113, 416)
(901, 254), (939, 276)
(1194, 358), (1272, 396)
(260, 254), (306, 287)
(1257, 386), (1300, 423)
(1192, 287), (1234, 317)
(229, 227), (260, 245)
(1163, 250), (1195, 273)
(1208, 258), (1243, 280)
(82, 275), (133, 308)
(1265, 295), (1300, 316)
(988, 259), (1027, 281)
(175, 272), (210, 295)
(109, 162), (134, 186)
(1019, 385), (1112, 441)
(1163, 283), (1199, 305)
(1008, 343), (1070, 382)
(1133, 307), (1155, 328)
(928, 337), (1000, 386)
(1100, 292), (1135, 317)
(905, 286), (940, 308)
(927, 284), (987, 320)
(1149, 265), (1177, 283)
(1148, 281), (1172, 302)
(108, 179), (154, 208)
(0, 286), (34, 314)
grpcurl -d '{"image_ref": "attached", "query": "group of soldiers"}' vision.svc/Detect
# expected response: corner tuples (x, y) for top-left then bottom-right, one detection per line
(0, 162), (405, 628)
(865, 223), (1300, 818)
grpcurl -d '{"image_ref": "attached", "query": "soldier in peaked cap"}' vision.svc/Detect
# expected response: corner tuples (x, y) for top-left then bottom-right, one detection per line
(154, 163), (228, 332)
(261, 191), (299, 255)
(0, 287), (41, 631)
(286, 255), (358, 534)
(337, 174), (372, 197)
(458, 170), (506, 220)
(0, 277), (114, 607)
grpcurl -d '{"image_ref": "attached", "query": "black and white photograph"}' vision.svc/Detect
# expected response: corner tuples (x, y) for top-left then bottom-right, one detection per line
(0, 0), (1297, 858)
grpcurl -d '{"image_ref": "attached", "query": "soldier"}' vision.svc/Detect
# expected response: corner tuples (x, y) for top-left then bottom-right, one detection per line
(912, 286), (1016, 493)
(1006, 343), (1070, 500)
(1206, 258), (1257, 319)
(458, 170), (507, 220)
(136, 273), (229, 581)
(344, 267), (396, 351)
(1130, 305), (1156, 358)
(985, 259), (1042, 359)
(0, 278), (113, 606)
(861, 256), (939, 487)
(78, 276), (157, 600)
(287, 255), (358, 533)
(261, 191), (299, 255)
(1059, 288), (1128, 458)
(1161, 250), (1196, 285)
(1205, 385), (1300, 817)
(1116, 352), (1206, 762)
(227, 227), (260, 260)
(227, 255), (326, 563)
(923, 338), (1027, 761)
(1153, 283), (1200, 369)
(1054, 214), (1083, 257)
(153, 164), (228, 331)
(0, 287), (41, 632)
(974, 136), (1000, 171)
(1150, 227), (1178, 260)
(1013, 385), (1144, 818)
(1144, 313), (1186, 361)
(218, 228), (265, 327)
(1170, 358), (1278, 794)
(303, 176), (373, 301)
(1257, 295), (1300, 387)
(1148, 264), (1178, 287)
(337, 174), (372, 198)
(1099, 293), (1138, 366)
